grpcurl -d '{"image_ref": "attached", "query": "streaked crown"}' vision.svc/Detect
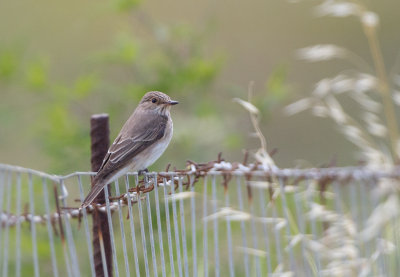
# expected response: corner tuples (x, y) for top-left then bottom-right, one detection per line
(140, 91), (171, 104)
(139, 91), (178, 114)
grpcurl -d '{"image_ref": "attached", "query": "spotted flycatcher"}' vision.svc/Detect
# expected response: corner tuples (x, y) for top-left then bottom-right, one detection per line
(81, 91), (178, 208)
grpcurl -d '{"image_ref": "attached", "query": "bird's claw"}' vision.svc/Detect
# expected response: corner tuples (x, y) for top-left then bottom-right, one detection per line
(138, 168), (149, 175)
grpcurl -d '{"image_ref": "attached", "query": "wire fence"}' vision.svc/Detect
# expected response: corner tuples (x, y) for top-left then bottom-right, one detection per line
(0, 162), (399, 277)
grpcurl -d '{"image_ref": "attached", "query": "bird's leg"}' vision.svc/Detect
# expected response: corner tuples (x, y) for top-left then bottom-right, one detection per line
(138, 168), (149, 187)
(138, 168), (149, 176)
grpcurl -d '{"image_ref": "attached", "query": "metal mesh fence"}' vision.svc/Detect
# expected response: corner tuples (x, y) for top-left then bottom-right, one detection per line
(0, 163), (399, 277)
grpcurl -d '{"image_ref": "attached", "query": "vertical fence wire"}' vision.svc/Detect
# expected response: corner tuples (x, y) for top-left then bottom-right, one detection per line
(202, 175), (209, 277)
(15, 173), (22, 277)
(271, 192), (283, 271)
(0, 170), (4, 275)
(42, 178), (60, 277)
(170, 173), (183, 277)
(136, 174), (150, 277)
(393, 191), (400, 275)
(224, 178), (234, 277)
(258, 186), (272, 275)
(248, 186), (261, 277)
(189, 175), (198, 277)
(293, 182), (310, 276)
(235, 176), (250, 277)
(143, 175), (158, 277)
(98, 225), (110, 277)
(59, 180), (81, 277)
(278, 177), (296, 271)
(153, 174), (166, 277)
(104, 185), (120, 277)
(211, 175), (220, 277)
(370, 180), (386, 276)
(332, 181), (347, 273)
(60, 214), (73, 277)
(28, 173), (40, 277)
(306, 178), (321, 276)
(77, 176), (96, 277)
(177, 177), (189, 277)
(124, 175), (141, 277)
(359, 178), (371, 267)
(2, 171), (11, 277)
(349, 177), (364, 274)
(162, 177), (175, 277)
(113, 180), (130, 277)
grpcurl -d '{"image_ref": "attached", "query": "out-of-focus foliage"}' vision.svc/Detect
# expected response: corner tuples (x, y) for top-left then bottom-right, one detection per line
(261, 65), (290, 117)
(286, 0), (400, 168)
(0, 1), (291, 174)
(25, 58), (49, 91)
(113, 0), (141, 11)
(0, 47), (21, 81)
(0, 3), (225, 173)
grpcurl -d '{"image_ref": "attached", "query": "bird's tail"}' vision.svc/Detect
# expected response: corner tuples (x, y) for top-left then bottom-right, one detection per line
(80, 181), (106, 209)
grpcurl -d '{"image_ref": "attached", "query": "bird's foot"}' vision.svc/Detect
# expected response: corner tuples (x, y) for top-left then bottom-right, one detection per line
(138, 168), (149, 176)
(138, 168), (149, 184)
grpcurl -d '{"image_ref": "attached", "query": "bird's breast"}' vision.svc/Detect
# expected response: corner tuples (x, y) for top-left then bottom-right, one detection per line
(130, 118), (173, 171)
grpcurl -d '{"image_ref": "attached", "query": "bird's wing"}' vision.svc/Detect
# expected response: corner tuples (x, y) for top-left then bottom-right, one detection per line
(81, 112), (168, 208)
(99, 112), (168, 179)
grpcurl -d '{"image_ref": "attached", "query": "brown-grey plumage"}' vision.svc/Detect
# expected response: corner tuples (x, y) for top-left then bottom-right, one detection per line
(81, 91), (178, 208)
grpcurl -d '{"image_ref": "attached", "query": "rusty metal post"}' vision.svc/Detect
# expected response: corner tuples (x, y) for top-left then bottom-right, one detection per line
(90, 114), (113, 277)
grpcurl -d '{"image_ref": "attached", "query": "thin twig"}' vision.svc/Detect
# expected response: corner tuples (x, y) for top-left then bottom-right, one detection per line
(362, 11), (400, 160)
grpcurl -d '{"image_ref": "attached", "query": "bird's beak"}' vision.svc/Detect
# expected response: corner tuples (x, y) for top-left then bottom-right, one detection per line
(168, 100), (179, 105)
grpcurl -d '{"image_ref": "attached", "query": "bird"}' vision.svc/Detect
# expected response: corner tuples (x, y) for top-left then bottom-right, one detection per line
(81, 91), (178, 208)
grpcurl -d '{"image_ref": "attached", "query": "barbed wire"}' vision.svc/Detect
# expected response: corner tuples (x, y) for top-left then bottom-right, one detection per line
(2, 158), (400, 183)
(1, 156), (400, 230)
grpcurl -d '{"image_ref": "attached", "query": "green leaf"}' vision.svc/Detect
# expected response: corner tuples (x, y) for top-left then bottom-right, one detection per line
(73, 74), (97, 98)
(253, 64), (291, 115)
(0, 49), (19, 80)
(114, 0), (141, 11)
(110, 34), (139, 64)
(224, 133), (243, 149)
(25, 59), (48, 91)
(266, 64), (290, 101)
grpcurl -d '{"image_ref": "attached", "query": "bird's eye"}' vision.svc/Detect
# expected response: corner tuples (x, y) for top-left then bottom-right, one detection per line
(151, 98), (157, 103)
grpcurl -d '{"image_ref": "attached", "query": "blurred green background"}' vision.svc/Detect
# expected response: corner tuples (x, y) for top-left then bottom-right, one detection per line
(1, 0), (400, 174)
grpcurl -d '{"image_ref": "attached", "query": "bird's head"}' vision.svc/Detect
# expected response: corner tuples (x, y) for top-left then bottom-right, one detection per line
(139, 91), (178, 114)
